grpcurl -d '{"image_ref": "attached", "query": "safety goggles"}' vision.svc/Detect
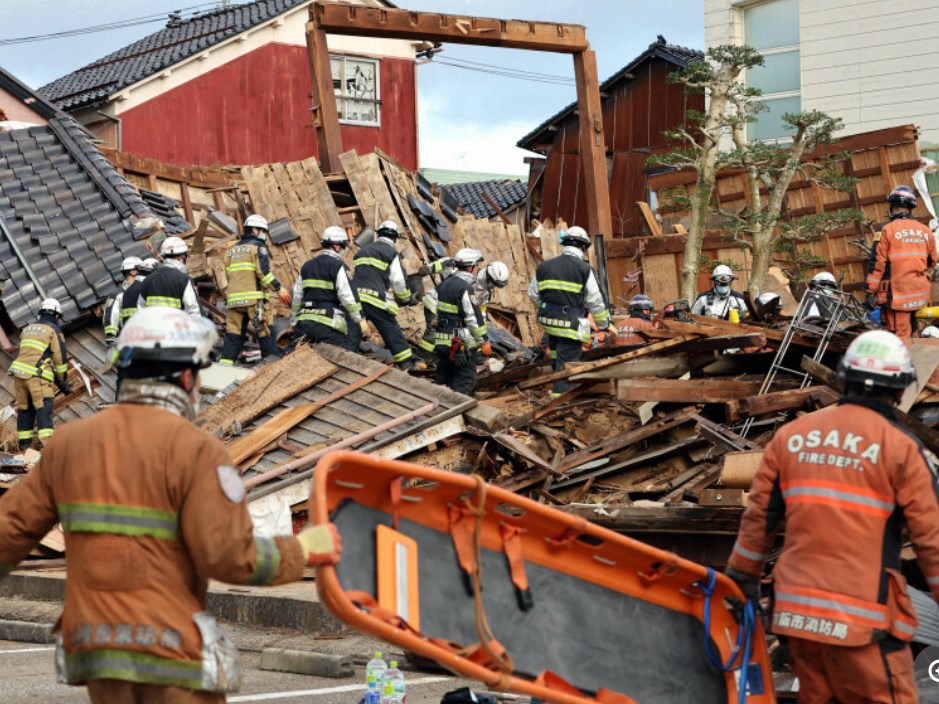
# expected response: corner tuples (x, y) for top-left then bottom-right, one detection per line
(713, 275), (733, 285)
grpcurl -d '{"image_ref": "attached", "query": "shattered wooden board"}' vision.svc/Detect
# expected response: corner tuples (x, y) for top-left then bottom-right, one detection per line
(197, 346), (338, 437)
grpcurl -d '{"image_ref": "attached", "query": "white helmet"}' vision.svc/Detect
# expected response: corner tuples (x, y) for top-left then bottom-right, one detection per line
(138, 257), (159, 274)
(244, 214), (269, 231)
(922, 325), (939, 339)
(121, 256), (143, 273)
(377, 220), (400, 239)
(481, 261), (510, 289)
(160, 237), (189, 257)
(561, 226), (591, 249)
(321, 225), (349, 248)
(116, 307), (218, 370)
(837, 329), (916, 391)
(454, 248), (484, 268)
(711, 264), (735, 283)
(39, 298), (62, 316)
(811, 271), (837, 290)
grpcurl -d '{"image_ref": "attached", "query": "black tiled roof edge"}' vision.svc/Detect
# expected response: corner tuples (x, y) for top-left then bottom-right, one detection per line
(0, 117), (154, 327)
(0, 65), (62, 121)
(38, 0), (311, 110)
(517, 36), (704, 152)
(440, 179), (527, 220)
(139, 189), (192, 235)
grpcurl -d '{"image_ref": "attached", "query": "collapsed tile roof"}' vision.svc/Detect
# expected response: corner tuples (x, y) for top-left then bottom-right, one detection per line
(517, 36), (704, 153)
(38, 0), (311, 111)
(441, 179), (528, 219)
(0, 116), (162, 327)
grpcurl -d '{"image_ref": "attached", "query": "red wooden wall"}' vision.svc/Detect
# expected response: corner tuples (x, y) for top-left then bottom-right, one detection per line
(536, 56), (703, 237)
(115, 43), (417, 171)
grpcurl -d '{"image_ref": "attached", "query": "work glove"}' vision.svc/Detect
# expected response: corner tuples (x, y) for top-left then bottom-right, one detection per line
(416, 263), (433, 277)
(725, 569), (761, 605)
(607, 325), (618, 336)
(295, 523), (342, 567)
(406, 293), (422, 307)
(358, 319), (370, 340)
(863, 293), (877, 311)
(480, 341), (492, 357)
(56, 379), (71, 396)
(277, 290), (292, 305)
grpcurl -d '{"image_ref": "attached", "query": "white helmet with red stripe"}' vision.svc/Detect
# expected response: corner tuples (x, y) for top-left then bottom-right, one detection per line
(837, 330), (916, 391)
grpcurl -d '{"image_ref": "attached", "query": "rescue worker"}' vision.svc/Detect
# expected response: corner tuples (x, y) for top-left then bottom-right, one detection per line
(803, 271), (838, 321)
(11, 298), (69, 449)
(474, 260), (510, 315)
(138, 237), (201, 319)
(691, 264), (749, 320)
(0, 306), (341, 704)
(528, 226), (611, 398)
(619, 294), (655, 345)
(416, 258), (456, 363)
(290, 226), (366, 352)
(755, 292), (782, 323)
(867, 185), (938, 337)
(103, 256), (142, 344)
(433, 248), (491, 394)
(219, 215), (291, 365)
(352, 220), (416, 369)
(726, 329), (939, 704)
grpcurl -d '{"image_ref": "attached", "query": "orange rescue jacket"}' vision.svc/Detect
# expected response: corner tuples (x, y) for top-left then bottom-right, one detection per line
(617, 316), (654, 345)
(866, 217), (937, 311)
(728, 400), (939, 647)
(0, 403), (305, 690)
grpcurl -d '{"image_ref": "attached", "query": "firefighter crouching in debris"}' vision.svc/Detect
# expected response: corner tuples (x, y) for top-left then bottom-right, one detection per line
(103, 256), (142, 344)
(290, 226), (366, 352)
(219, 215), (291, 364)
(691, 264), (749, 320)
(727, 329), (939, 704)
(353, 220), (416, 369)
(433, 248), (491, 394)
(803, 271), (838, 321)
(139, 237), (201, 318)
(529, 226), (611, 398)
(618, 294), (656, 345)
(0, 307), (341, 704)
(11, 298), (69, 450)
(866, 185), (938, 338)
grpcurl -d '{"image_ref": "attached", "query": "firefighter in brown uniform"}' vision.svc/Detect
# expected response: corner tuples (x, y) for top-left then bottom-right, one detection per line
(219, 214), (291, 364)
(0, 307), (340, 703)
(727, 329), (939, 704)
(11, 297), (69, 449)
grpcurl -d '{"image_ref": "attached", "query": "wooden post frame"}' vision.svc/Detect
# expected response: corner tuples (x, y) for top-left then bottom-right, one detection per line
(305, 2), (614, 239)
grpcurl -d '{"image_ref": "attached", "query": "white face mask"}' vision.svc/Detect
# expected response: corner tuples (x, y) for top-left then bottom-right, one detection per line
(715, 284), (731, 296)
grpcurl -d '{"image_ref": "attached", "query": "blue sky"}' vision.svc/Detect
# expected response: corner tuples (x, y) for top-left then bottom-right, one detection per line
(0, 0), (704, 175)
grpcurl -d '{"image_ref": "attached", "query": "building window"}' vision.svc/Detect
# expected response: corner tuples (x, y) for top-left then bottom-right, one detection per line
(743, 0), (800, 142)
(330, 55), (380, 127)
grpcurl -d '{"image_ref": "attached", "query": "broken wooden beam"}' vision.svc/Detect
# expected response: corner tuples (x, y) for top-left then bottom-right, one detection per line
(492, 432), (564, 477)
(687, 411), (763, 452)
(725, 385), (840, 422)
(664, 314), (846, 352)
(616, 378), (761, 404)
(517, 336), (696, 390)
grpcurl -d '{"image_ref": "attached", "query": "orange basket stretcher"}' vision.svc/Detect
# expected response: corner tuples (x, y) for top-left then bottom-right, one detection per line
(310, 450), (776, 704)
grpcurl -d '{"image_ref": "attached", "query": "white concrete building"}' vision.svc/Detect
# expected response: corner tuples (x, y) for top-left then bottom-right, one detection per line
(705, 0), (939, 144)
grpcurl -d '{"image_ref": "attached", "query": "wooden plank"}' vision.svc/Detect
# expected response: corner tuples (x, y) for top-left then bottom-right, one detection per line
(636, 201), (663, 236)
(340, 150), (379, 226)
(197, 346), (338, 436)
(492, 432), (562, 476)
(615, 378), (760, 403)
(312, 4), (589, 53)
(517, 336), (695, 390)
(573, 49), (613, 240)
(699, 489), (748, 507)
(687, 411), (763, 452)
(725, 385), (839, 422)
(306, 24), (342, 173)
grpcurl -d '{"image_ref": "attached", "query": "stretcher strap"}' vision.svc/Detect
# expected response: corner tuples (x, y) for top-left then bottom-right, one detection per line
(448, 505), (477, 596)
(500, 523), (534, 611)
(463, 475), (515, 678)
(389, 476), (403, 530)
(545, 517), (588, 550)
(532, 671), (639, 704)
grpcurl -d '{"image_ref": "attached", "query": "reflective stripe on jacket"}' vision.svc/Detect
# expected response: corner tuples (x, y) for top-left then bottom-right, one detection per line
(0, 402), (305, 690)
(728, 400), (939, 646)
(353, 237), (411, 305)
(434, 271), (487, 348)
(225, 236), (280, 308)
(867, 217), (937, 311)
(12, 317), (67, 382)
(528, 248), (609, 333)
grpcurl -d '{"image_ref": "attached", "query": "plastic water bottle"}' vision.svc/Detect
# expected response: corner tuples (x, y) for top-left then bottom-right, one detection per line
(365, 651), (387, 704)
(380, 660), (405, 704)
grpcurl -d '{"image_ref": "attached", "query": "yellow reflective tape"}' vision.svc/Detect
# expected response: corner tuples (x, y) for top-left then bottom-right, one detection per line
(355, 257), (389, 271)
(145, 296), (181, 307)
(393, 348), (413, 362)
(537, 279), (583, 293)
(437, 302), (459, 314)
(302, 279), (335, 290)
(226, 262), (258, 272)
(20, 339), (49, 352)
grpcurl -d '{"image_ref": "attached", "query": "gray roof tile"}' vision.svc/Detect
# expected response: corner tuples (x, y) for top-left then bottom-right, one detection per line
(440, 179), (528, 220)
(39, 0), (309, 110)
